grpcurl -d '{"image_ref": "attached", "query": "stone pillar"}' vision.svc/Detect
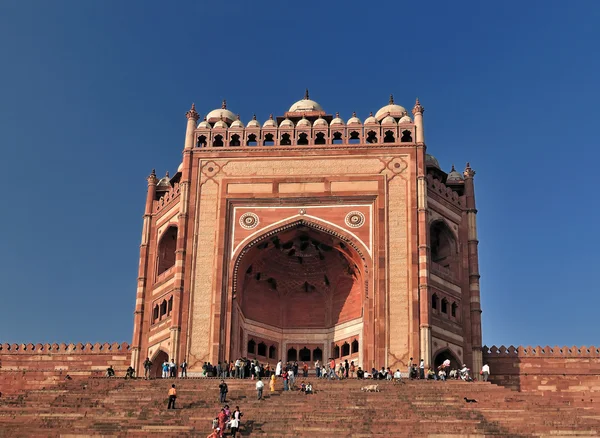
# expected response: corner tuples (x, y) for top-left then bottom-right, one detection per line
(412, 98), (425, 144)
(464, 163), (483, 377)
(131, 169), (157, 372)
(169, 104), (198, 365)
(413, 99), (431, 367)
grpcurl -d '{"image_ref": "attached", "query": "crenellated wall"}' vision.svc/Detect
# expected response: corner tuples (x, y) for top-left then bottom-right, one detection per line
(483, 345), (600, 402)
(0, 342), (131, 395)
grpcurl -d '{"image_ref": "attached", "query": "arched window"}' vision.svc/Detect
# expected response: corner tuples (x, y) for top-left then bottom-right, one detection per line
(280, 133), (291, 145)
(383, 130), (395, 143)
(341, 342), (350, 356)
(366, 131), (377, 144)
(263, 133), (274, 146)
(257, 342), (267, 356)
(349, 131), (360, 144)
(160, 300), (167, 317)
(351, 339), (359, 354)
(430, 221), (456, 266)
(269, 345), (277, 359)
(432, 293), (438, 310)
(451, 302), (458, 318)
(213, 135), (224, 147)
(299, 347), (311, 361)
(298, 133), (309, 145)
(315, 132), (326, 145)
(401, 130), (413, 142)
(247, 133), (257, 146)
(167, 296), (173, 315)
(157, 226), (177, 276)
(247, 339), (256, 354)
(333, 345), (340, 359)
(152, 305), (159, 322)
(441, 298), (448, 314)
(287, 347), (297, 361)
(332, 132), (343, 144)
(313, 347), (322, 361)
(229, 134), (241, 146)
(197, 135), (207, 147)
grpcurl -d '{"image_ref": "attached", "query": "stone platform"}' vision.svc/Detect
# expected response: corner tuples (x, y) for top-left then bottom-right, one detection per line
(0, 377), (599, 437)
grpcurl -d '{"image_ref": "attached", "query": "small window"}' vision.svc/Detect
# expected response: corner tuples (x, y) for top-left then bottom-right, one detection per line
(229, 134), (241, 146)
(269, 345), (277, 359)
(197, 135), (207, 147)
(312, 347), (322, 361)
(299, 347), (311, 362)
(451, 302), (458, 318)
(384, 130), (395, 143)
(257, 342), (267, 356)
(247, 339), (256, 354)
(213, 135), (224, 147)
(263, 133), (274, 146)
(160, 300), (167, 317)
(332, 132), (343, 144)
(298, 133), (309, 145)
(280, 133), (291, 145)
(152, 305), (159, 322)
(167, 296), (173, 315)
(333, 345), (340, 359)
(366, 131), (377, 144)
(401, 130), (413, 142)
(351, 339), (359, 354)
(287, 347), (297, 361)
(349, 131), (360, 144)
(315, 132), (326, 145)
(441, 298), (448, 314)
(432, 293), (438, 310)
(341, 342), (350, 357)
(247, 133), (257, 146)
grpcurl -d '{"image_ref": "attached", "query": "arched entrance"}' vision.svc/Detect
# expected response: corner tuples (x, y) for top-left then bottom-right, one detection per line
(230, 221), (369, 367)
(433, 348), (461, 370)
(150, 350), (169, 378)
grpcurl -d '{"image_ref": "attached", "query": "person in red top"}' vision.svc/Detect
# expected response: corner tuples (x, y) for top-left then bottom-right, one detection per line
(329, 358), (336, 380)
(217, 408), (227, 438)
(302, 362), (308, 377)
(167, 384), (176, 409)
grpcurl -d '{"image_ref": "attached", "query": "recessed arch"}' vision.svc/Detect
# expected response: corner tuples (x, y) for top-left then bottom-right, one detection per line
(433, 348), (461, 370)
(157, 226), (177, 276)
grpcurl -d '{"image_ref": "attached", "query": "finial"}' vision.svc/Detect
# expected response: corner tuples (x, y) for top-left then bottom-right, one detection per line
(151, 169), (156, 176)
(165, 171), (170, 178)
(389, 94), (394, 105)
(252, 114), (257, 120)
(369, 111), (373, 116)
(336, 112), (339, 118)
(352, 111), (357, 117)
(463, 162), (476, 178)
(236, 114), (241, 120)
(451, 164), (456, 172)
(269, 114), (273, 120)
(304, 88), (309, 100)
(186, 103), (199, 121)
(412, 97), (424, 115)
(222, 99), (227, 109)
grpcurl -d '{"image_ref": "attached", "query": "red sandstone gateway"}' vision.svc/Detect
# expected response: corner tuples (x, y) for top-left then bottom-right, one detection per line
(129, 92), (484, 379)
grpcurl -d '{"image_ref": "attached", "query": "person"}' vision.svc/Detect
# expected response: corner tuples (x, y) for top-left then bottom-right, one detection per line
(393, 369), (402, 383)
(143, 357), (152, 379)
(314, 359), (320, 378)
(106, 365), (115, 377)
(283, 370), (289, 391)
(167, 384), (176, 409)
(231, 406), (243, 438)
(419, 359), (425, 379)
(162, 360), (169, 378)
(481, 363), (490, 382)
(125, 366), (135, 379)
(181, 358), (188, 378)
(459, 364), (471, 381)
(344, 359), (350, 378)
(207, 429), (219, 438)
(217, 408), (227, 438)
(305, 382), (313, 394)
(170, 359), (177, 378)
(219, 379), (228, 403)
(408, 357), (413, 380)
(275, 359), (282, 377)
(270, 373), (276, 392)
(302, 362), (308, 377)
(438, 368), (447, 381)
(350, 361), (356, 378)
(356, 367), (364, 379)
(256, 377), (264, 400)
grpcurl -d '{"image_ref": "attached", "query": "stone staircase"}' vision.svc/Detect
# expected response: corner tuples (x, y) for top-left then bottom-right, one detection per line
(0, 376), (599, 437)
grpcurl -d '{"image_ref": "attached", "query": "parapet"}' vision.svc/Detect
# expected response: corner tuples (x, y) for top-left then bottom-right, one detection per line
(482, 345), (600, 358)
(0, 342), (130, 354)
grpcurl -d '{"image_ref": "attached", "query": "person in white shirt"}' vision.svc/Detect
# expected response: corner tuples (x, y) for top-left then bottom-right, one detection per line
(256, 378), (264, 400)
(393, 369), (402, 383)
(275, 360), (282, 377)
(481, 363), (490, 382)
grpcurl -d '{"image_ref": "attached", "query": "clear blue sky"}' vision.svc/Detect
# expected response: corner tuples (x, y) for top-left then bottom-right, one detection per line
(1, 2), (598, 348)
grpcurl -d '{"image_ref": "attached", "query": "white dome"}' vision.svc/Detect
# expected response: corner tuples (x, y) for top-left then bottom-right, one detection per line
(288, 89), (323, 112)
(375, 95), (407, 120)
(313, 116), (328, 127)
(206, 100), (236, 123)
(197, 118), (211, 129)
(297, 117), (311, 127)
(280, 118), (294, 128)
(177, 162), (183, 173)
(381, 115), (397, 125)
(263, 115), (276, 128)
(364, 112), (379, 125)
(330, 112), (345, 126)
(214, 119), (228, 129)
(247, 115), (260, 128)
(230, 117), (244, 128)
(398, 115), (412, 124)
(347, 112), (361, 125)
(446, 166), (464, 183)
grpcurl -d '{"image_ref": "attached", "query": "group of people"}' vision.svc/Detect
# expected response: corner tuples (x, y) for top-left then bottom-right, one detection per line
(406, 357), (491, 382)
(141, 357), (188, 379)
(210, 404), (243, 438)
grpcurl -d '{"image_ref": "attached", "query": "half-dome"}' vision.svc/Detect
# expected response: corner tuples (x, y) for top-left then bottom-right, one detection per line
(446, 166), (464, 183)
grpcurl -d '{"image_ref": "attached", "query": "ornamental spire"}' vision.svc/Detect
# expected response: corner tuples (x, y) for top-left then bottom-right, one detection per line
(412, 97), (424, 115)
(463, 162), (476, 178)
(304, 88), (309, 100)
(147, 169), (157, 183)
(186, 103), (199, 121)
(352, 111), (357, 117)
(389, 94), (394, 105)
(221, 99), (227, 109)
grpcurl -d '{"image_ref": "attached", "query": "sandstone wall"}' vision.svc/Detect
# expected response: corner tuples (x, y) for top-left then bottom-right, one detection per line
(483, 345), (600, 402)
(0, 342), (131, 395)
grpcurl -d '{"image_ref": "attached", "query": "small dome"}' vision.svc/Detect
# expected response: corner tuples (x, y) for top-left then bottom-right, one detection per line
(213, 118), (228, 129)
(381, 115), (397, 125)
(263, 114), (276, 128)
(364, 112), (379, 125)
(157, 172), (171, 188)
(425, 154), (441, 170)
(177, 162), (184, 173)
(446, 165), (464, 184)
(398, 115), (412, 124)
(280, 118), (294, 128)
(247, 115), (260, 128)
(330, 112), (345, 126)
(288, 89), (323, 112)
(206, 100), (236, 123)
(297, 117), (311, 128)
(347, 111), (361, 125)
(313, 116), (328, 127)
(197, 118), (211, 129)
(375, 94), (407, 120)
(230, 116), (244, 128)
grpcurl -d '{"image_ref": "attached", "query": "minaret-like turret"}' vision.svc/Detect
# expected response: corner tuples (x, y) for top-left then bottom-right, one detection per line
(412, 98), (425, 144)
(184, 103), (199, 150)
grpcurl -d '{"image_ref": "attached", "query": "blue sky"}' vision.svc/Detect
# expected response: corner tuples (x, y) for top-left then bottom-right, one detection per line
(0, 2), (598, 348)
